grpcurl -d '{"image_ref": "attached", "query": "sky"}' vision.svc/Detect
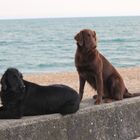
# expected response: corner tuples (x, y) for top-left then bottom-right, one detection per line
(0, 0), (140, 19)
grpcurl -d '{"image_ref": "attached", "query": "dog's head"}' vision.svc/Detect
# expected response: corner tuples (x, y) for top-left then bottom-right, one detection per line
(1, 68), (25, 93)
(74, 29), (97, 49)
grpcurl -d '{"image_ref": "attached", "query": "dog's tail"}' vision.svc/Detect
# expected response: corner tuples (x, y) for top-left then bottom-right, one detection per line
(123, 91), (140, 98)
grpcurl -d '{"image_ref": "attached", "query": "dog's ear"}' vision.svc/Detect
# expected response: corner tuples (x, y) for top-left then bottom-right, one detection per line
(74, 31), (83, 46)
(1, 73), (7, 91)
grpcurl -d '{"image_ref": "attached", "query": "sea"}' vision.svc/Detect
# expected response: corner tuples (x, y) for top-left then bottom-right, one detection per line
(0, 16), (140, 74)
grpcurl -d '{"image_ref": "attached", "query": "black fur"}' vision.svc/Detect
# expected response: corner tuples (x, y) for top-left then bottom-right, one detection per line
(0, 68), (80, 119)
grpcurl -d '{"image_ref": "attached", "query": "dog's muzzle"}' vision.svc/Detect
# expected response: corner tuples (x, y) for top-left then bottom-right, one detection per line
(20, 85), (26, 93)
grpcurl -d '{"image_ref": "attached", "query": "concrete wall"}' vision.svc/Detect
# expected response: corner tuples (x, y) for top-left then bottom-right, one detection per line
(0, 97), (140, 140)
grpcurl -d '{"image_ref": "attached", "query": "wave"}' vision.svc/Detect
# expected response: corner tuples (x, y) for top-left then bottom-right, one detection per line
(100, 38), (140, 43)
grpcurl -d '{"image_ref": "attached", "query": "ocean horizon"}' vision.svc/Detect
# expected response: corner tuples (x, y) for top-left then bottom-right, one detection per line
(0, 16), (140, 74)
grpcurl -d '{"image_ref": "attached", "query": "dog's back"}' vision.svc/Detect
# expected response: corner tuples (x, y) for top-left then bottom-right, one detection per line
(21, 81), (80, 116)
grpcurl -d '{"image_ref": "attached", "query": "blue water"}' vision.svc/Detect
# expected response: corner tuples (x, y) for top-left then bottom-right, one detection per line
(0, 16), (140, 73)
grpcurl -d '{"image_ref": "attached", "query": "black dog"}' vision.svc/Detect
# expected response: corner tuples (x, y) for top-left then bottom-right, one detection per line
(0, 68), (80, 119)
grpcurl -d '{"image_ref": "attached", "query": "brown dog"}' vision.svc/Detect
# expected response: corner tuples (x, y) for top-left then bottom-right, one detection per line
(74, 29), (140, 104)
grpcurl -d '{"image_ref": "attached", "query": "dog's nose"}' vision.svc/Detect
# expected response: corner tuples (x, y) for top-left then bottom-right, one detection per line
(20, 85), (25, 92)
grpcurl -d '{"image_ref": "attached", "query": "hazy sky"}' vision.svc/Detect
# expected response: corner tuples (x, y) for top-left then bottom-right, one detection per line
(0, 0), (140, 19)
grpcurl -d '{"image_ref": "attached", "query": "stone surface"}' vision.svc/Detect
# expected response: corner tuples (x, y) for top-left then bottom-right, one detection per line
(0, 97), (140, 140)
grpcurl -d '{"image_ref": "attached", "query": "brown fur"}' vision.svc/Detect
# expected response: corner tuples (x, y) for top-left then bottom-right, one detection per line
(74, 29), (140, 104)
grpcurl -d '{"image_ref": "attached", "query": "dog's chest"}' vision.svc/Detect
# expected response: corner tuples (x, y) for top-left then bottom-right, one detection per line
(75, 52), (95, 73)
(77, 62), (96, 85)
(75, 52), (97, 89)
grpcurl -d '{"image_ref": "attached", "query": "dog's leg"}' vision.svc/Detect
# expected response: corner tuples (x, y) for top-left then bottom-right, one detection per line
(0, 106), (21, 119)
(108, 76), (123, 101)
(79, 75), (86, 101)
(95, 72), (103, 105)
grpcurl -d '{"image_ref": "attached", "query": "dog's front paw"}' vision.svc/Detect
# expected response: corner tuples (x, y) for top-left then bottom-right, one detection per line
(94, 97), (102, 105)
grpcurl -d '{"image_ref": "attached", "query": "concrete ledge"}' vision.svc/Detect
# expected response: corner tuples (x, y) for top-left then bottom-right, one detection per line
(0, 97), (140, 140)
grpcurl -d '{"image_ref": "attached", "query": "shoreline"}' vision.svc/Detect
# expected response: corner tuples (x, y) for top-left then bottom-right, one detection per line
(23, 67), (140, 99)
